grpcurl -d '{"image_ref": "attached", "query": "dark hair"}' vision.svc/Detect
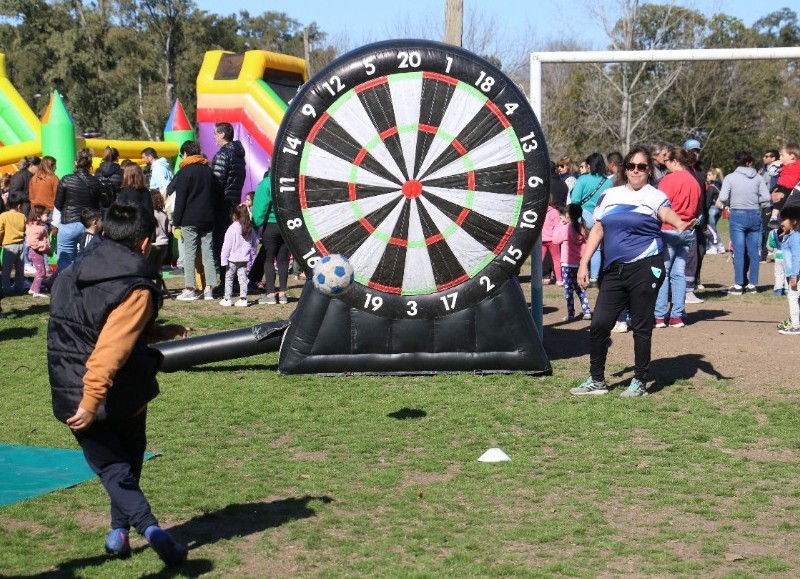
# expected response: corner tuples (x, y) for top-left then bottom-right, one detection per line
(151, 189), (165, 211)
(141, 147), (157, 158)
(585, 152), (608, 176)
(566, 203), (586, 239)
(215, 122), (234, 142)
(620, 147), (654, 185)
(6, 191), (24, 208)
(606, 151), (623, 168)
(102, 146), (120, 163)
(765, 149), (779, 159)
(27, 204), (47, 223)
(122, 163), (146, 190)
(75, 148), (93, 171)
(80, 207), (102, 228)
(180, 140), (201, 156)
(231, 204), (253, 238)
(734, 151), (754, 167)
(666, 146), (691, 168)
(102, 202), (156, 249)
(19, 155), (41, 170)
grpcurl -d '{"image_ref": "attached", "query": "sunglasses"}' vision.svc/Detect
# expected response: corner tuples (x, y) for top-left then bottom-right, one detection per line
(625, 163), (649, 172)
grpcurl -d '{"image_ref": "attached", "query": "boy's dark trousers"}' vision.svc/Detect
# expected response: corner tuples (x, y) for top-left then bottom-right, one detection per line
(590, 254), (666, 383)
(73, 409), (158, 534)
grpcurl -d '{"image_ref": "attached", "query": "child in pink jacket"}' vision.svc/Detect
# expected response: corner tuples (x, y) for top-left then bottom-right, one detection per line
(551, 203), (592, 321)
(541, 195), (563, 284)
(26, 204), (51, 297)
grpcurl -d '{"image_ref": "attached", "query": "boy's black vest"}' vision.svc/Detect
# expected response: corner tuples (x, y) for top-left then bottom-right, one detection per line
(48, 239), (163, 422)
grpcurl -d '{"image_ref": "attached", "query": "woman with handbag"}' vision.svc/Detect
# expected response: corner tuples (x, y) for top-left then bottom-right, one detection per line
(53, 148), (104, 270)
(570, 152), (613, 283)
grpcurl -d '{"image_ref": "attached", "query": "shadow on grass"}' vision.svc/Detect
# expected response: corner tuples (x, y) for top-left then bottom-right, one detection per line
(387, 407), (426, 420)
(542, 324), (590, 360)
(610, 353), (729, 393)
(0, 325), (38, 341)
(1, 303), (50, 319)
(173, 496), (334, 549)
(23, 496), (332, 578)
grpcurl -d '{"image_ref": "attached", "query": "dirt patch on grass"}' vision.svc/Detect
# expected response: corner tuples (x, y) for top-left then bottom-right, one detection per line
(543, 254), (800, 395)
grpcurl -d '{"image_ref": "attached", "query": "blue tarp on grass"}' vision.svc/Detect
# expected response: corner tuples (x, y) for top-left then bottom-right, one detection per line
(0, 443), (154, 508)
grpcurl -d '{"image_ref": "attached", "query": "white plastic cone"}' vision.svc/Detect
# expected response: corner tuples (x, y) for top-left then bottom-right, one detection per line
(477, 448), (511, 462)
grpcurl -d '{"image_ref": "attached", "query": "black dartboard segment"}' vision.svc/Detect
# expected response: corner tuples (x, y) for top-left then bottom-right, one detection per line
(273, 40), (549, 319)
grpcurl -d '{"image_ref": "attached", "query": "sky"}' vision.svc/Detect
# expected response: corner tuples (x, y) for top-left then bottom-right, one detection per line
(193, 0), (790, 51)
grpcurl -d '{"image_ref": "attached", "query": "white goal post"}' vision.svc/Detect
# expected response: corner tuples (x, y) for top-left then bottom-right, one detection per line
(527, 46), (800, 338)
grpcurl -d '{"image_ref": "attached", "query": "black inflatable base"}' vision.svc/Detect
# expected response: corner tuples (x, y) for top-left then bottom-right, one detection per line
(278, 279), (551, 375)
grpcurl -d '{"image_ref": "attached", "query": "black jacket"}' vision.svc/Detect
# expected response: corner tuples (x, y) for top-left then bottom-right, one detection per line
(97, 161), (124, 191)
(117, 186), (154, 217)
(55, 170), (103, 224)
(48, 239), (163, 423)
(172, 157), (226, 229)
(9, 169), (32, 201)
(211, 141), (246, 206)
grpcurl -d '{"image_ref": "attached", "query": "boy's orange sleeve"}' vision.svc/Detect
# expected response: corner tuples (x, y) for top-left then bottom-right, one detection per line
(79, 288), (154, 414)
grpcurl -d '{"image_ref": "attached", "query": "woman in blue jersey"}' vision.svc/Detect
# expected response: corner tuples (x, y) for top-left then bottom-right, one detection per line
(571, 147), (695, 398)
(570, 153), (613, 282)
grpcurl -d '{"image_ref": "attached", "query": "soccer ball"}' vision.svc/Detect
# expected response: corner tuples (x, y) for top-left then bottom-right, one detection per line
(312, 254), (355, 296)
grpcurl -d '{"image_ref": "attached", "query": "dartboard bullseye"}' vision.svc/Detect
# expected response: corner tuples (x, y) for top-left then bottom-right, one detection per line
(273, 40), (549, 319)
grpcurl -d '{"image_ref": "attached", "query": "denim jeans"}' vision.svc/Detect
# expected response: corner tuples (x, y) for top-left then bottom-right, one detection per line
(582, 208), (602, 280)
(729, 209), (762, 286)
(707, 205), (721, 246)
(57, 221), (85, 271)
(181, 226), (218, 289)
(654, 229), (695, 320)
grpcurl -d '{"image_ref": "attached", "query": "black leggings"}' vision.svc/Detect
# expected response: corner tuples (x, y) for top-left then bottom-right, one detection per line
(590, 254), (665, 383)
(262, 223), (290, 293)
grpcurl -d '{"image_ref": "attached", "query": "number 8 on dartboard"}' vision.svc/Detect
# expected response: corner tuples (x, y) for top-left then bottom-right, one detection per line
(273, 39), (549, 320)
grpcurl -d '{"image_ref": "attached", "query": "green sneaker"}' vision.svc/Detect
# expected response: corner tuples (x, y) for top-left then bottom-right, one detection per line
(777, 319), (793, 331)
(620, 378), (648, 398)
(570, 377), (608, 396)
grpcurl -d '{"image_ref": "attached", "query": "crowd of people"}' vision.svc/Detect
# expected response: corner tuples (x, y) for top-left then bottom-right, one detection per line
(544, 140), (800, 398)
(0, 123), (296, 318)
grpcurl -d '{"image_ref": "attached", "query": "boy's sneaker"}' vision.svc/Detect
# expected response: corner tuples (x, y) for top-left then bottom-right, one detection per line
(745, 284), (757, 293)
(569, 377), (608, 396)
(768, 217), (780, 229)
(219, 298), (232, 307)
(611, 320), (628, 333)
(31, 292), (49, 298)
(727, 285), (743, 295)
(105, 528), (131, 558)
(203, 287), (214, 300)
(654, 318), (666, 328)
(620, 378), (649, 398)
(260, 294), (277, 305)
(668, 317), (685, 328)
(176, 288), (198, 301)
(684, 291), (704, 304)
(144, 525), (187, 567)
(235, 298), (248, 307)
(779, 326), (800, 335)
(774, 289), (786, 296)
(278, 294), (288, 305)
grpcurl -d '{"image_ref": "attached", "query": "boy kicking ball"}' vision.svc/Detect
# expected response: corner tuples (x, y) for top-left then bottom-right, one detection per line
(48, 202), (189, 567)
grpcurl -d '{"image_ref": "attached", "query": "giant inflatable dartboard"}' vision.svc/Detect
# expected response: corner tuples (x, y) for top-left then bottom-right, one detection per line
(273, 39), (549, 319)
(273, 40), (551, 375)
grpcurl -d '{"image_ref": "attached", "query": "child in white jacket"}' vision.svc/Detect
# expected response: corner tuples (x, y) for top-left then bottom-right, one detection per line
(220, 205), (259, 307)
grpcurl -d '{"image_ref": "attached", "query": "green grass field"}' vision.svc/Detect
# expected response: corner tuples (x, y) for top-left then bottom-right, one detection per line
(2, 259), (800, 576)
